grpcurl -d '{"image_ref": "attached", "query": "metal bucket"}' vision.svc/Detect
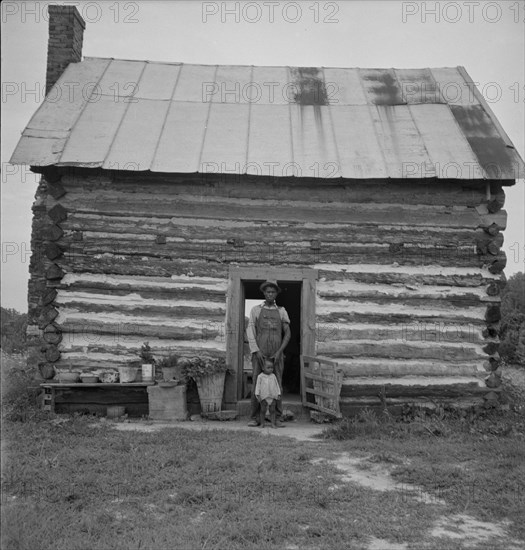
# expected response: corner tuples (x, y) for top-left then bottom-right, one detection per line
(118, 366), (138, 383)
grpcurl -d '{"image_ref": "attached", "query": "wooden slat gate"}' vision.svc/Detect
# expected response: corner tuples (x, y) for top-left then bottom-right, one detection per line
(300, 355), (343, 418)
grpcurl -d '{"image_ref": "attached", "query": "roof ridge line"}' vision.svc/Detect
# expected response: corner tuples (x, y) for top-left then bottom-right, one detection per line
(80, 57), (467, 71)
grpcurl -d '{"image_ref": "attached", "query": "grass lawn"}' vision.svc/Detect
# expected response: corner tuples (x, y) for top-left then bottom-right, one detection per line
(2, 407), (524, 550)
(1, 360), (524, 550)
(1, 417), (437, 550)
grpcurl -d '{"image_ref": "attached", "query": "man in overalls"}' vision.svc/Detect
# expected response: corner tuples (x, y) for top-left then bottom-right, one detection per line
(246, 280), (291, 427)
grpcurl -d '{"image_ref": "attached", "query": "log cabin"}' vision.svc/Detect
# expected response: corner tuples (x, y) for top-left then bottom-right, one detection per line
(10, 5), (525, 416)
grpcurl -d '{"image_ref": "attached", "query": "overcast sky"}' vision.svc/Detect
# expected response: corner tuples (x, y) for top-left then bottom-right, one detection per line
(2, 0), (524, 312)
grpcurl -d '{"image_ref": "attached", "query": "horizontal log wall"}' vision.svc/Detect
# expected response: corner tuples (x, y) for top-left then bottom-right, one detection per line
(28, 169), (507, 404)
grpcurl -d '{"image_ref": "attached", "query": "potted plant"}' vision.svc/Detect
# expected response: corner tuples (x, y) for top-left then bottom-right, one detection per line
(139, 342), (156, 382)
(179, 355), (231, 415)
(156, 353), (180, 382)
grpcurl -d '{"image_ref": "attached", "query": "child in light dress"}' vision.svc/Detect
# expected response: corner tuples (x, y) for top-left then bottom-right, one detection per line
(254, 358), (282, 428)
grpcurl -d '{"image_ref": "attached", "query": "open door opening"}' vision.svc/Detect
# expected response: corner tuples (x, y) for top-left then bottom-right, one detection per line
(226, 267), (316, 408)
(242, 280), (302, 399)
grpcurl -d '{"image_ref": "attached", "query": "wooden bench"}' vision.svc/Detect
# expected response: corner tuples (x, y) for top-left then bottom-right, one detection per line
(41, 382), (155, 417)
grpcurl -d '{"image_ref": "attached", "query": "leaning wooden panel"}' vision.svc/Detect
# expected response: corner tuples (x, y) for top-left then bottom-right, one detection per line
(300, 355), (343, 418)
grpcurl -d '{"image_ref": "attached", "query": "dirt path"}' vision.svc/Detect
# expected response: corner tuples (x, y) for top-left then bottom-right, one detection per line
(109, 417), (326, 441)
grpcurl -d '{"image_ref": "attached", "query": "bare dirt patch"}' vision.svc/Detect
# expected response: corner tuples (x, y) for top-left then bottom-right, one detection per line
(314, 452), (444, 505)
(368, 537), (408, 550)
(430, 513), (523, 549)
(102, 418), (327, 441)
(314, 451), (523, 549)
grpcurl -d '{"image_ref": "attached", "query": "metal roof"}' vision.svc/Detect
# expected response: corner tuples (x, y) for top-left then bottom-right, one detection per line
(10, 58), (524, 180)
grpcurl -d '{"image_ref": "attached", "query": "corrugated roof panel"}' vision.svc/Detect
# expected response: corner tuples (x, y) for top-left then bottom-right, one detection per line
(323, 68), (367, 106)
(450, 105), (524, 179)
(134, 62), (181, 100)
(10, 136), (66, 166)
(26, 58), (110, 134)
(59, 95), (128, 165)
(409, 104), (485, 179)
(151, 101), (209, 172)
(247, 104), (292, 174)
(175, 64), (217, 102)
(102, 99), (169, 171)
(359, 68), (405, 105)
(289, 105), (340, 177)
(250, 66), (290, 105)
(200, 103), (250, 169)
(430, 67), (480, 106)
(395, 68), (445, 105)
(97, 59), (146, 97)
(369, 105), (434, 178)
(212, 65), (253, 103)
(331, 106), (388, 179)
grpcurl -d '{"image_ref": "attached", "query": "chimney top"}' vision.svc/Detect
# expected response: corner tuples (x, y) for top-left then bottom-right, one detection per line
(48, 5), (86, 28)
(46, 5), (86, 95)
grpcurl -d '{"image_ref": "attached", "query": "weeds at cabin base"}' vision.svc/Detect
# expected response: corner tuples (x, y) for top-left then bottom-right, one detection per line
(322, 396), (525, 442)
(322, 365), (525, 442)
(1, 353), (48, 423)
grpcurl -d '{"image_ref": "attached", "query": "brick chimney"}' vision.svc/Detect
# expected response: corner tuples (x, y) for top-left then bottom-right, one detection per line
(46, 5), (85, 95)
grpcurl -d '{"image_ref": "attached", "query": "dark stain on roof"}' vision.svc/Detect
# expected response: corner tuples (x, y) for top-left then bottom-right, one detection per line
(362, 70), (405, 105)
(290, 67), (328, 106)
(450, 105), (518, 178)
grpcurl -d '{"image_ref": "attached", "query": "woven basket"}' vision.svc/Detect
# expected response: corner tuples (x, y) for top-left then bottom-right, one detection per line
(196, 372), (226, 415)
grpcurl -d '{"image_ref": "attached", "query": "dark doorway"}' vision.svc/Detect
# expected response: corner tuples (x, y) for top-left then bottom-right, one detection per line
(242, 280), (302, 397)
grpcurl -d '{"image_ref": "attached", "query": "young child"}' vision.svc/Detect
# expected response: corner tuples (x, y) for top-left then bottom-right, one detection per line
(254, 358), (282, 428)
